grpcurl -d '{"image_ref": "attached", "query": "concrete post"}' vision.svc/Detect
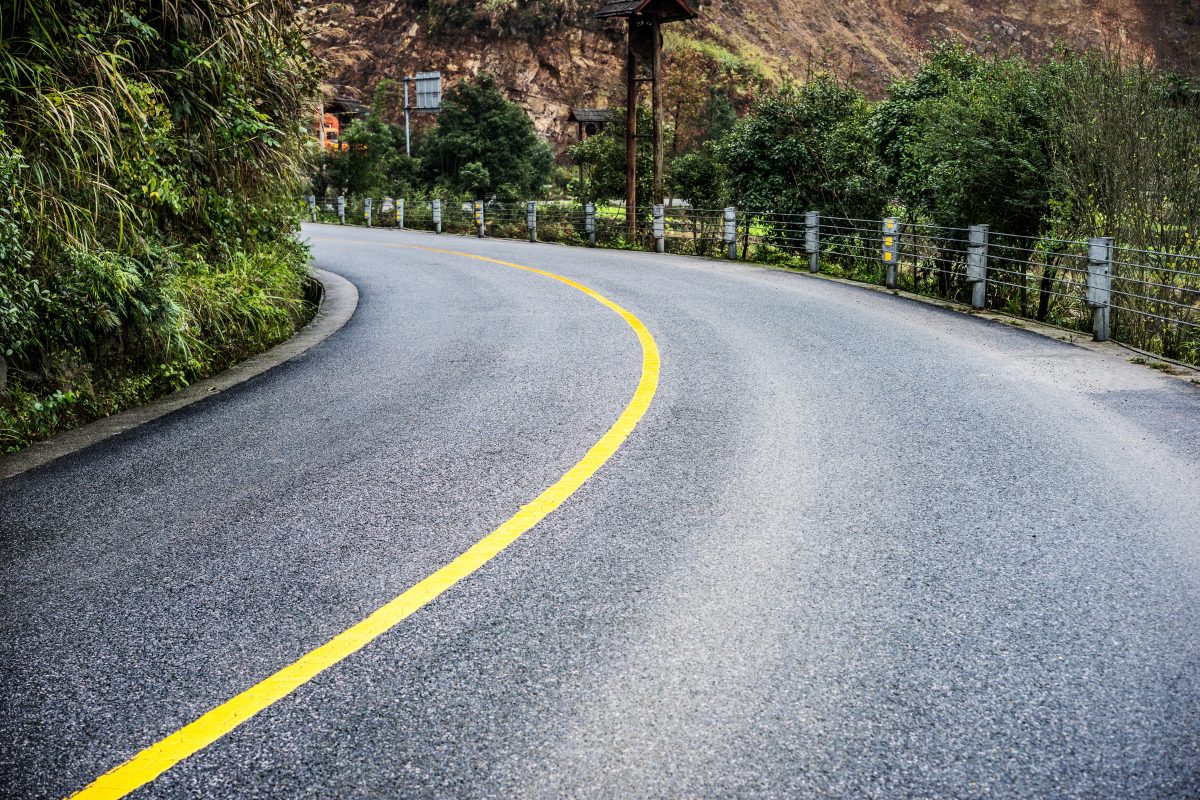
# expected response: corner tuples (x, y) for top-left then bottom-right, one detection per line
(397, 198), (405, 230)
(364, 197), (372, 228)
(806, 211), (820, 273)
(527, 201), (538, 243)
(337, 195), (345, 225)
(882, 217), (899, 289)
(1087, 236), (1114, 342)
(585, 203), (597, 247)
(966, 224), (989, 310)
(653, 204), (665, 253)
(474, 200), (485, 238)
(723, 207), (738, 260)
(307, 195), (317, 223)
(432, 199), (442, 234)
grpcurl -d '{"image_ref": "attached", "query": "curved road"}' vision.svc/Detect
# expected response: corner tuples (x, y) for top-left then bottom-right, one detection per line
(2, 225), (1199, 798)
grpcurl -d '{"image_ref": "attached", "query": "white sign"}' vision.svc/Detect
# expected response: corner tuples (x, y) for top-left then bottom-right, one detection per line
(415, 72), (441, 112)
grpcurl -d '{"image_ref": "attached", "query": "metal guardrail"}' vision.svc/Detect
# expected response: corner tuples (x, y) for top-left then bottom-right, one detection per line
(301, 196), (1200, 365)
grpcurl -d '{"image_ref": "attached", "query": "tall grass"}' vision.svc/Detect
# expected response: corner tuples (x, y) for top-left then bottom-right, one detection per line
(0, 1), (320, 453)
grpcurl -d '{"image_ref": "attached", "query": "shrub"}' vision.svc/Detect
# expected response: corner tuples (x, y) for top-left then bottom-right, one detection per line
(717, 75), (886, 219)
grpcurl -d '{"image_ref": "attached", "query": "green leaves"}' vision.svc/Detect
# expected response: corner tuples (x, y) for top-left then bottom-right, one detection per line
(719, 75), (886, 220)
(0, 1), (317, 450)
(420, 74), (554, 199)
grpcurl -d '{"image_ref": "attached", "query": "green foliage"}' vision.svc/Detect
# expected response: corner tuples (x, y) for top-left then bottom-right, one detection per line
(570, 106), (654, 204)
(869, 41), (985, 208)
(316, 81), (421, 197)
(718, 75), (886, 219)
(0, 0), (319, 453)
(420, 74), (554, 199)
(669, 145), (726, 209)
(1043, 52), (1200, 247)
(871, 42), (1052, 234)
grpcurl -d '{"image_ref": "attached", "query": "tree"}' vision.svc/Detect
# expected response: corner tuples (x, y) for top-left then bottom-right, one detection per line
(668, 145), (726, 209)
(871, 42), (1052, 235)
(569, 105), (655, 205)
(718, 75), (885, 219)
(317, 84), (420, 198)
(421, 74), (553, 199)
(868, 40), (987, 212)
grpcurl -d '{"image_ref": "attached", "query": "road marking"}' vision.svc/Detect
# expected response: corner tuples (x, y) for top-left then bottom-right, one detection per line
(71, 244), (661, 798)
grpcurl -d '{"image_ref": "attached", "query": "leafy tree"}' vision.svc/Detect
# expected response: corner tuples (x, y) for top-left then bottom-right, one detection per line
(458, 162), (491, 196)
(668, 145), (726, 209)
(871, 42), (1052, 235)
(868, 40), (987, 211)
(702, 90), (739, 146)
(421, 74), (553, 199)
(569, 106), (655, 205)
(718, 75), (885, 219)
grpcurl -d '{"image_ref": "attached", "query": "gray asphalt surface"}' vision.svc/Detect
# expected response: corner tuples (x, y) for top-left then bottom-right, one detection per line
(2, 223), (1199, 799)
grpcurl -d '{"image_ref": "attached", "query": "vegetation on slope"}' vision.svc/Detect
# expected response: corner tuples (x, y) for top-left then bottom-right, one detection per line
(0, 0), (319, 453)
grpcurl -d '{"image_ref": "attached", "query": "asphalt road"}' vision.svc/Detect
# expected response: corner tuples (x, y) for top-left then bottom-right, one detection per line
(3, 224), (1199, 798)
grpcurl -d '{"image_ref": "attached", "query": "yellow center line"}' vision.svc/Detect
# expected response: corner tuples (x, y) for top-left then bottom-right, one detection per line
(70, 243), (661, 799)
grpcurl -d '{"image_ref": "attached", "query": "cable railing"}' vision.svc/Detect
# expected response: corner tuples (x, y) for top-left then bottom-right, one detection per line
(300, 196), (1200, 365)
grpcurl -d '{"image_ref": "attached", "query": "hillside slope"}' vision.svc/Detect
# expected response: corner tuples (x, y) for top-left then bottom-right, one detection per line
(303, 0), (1200, 150)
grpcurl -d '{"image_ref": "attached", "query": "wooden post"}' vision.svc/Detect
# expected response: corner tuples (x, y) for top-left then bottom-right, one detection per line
(625, 21), (639, 235)
(651, 20), (664, 205)
(577, 121), (586, 199)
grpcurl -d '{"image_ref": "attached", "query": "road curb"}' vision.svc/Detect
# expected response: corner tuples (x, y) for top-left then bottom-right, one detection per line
(0, 267), (359, 482)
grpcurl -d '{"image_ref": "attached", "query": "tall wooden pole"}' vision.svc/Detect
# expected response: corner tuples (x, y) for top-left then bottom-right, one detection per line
(625, 20), (638, 234)
(578, 121), (586, 199)
(651, 20), (664, 205)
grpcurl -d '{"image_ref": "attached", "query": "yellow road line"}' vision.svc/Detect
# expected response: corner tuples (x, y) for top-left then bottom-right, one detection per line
(70, 244), (660, 799)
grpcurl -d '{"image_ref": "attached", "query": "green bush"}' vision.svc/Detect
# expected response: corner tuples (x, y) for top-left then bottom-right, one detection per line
(871, 42), (1052, 234)
(717, 75), (886, 219)
(0, 1), (318, 453)
(420, 74), (554, 200)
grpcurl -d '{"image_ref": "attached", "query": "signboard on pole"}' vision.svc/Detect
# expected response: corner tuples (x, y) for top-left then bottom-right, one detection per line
(414, 72), (442, 112)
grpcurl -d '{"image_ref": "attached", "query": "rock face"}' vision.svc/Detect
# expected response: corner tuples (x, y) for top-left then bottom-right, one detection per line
(304, 0), (1200, 151)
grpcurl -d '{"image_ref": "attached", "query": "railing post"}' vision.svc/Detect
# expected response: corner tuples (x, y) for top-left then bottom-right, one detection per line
(432, 199), (442, 234)
(882, 217), (899, 289)
(585, 203), (596, 247)
(397, 198), (405, 230)
(723, 207), (738, 260)
(653, 204), (665, 253)
(1087, 236), (1114, 341)
(474, 200), (484, 238)
(967, 224), (989, 310)
(527, 201), (538, 243)
(364, 197), (372, 228)
(806, 211), (820, 273)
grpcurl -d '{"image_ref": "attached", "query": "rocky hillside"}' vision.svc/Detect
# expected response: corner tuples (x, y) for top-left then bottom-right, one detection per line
(301, 0), (1200, 151)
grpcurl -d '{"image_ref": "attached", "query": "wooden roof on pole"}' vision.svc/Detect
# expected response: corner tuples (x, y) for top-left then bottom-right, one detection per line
(568, 108), (613, 124)
(593, 0), (698, 22)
